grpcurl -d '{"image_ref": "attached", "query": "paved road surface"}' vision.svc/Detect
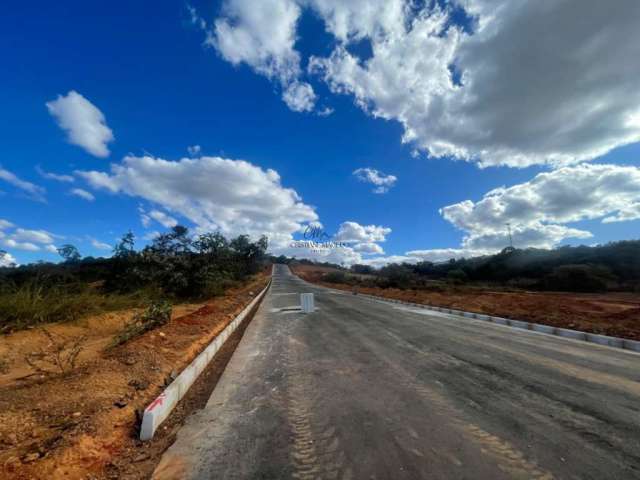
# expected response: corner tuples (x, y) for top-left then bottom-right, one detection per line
(153, 265), (640, 479)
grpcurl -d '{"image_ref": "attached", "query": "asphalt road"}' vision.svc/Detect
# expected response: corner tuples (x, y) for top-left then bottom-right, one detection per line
(153, 265), (640, 479)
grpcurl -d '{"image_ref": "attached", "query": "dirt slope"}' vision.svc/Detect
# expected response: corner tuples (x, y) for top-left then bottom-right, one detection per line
(0, 273), (269, 479)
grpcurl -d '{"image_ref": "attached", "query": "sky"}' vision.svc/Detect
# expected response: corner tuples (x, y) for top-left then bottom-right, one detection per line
(1, 0), (640, 267)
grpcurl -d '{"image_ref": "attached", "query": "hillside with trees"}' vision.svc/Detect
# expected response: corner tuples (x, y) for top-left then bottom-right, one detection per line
(0, 226), (268, 332)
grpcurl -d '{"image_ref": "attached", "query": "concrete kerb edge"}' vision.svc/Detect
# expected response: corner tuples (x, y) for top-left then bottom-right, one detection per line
(293, 270), (639, 355)
(139, 277), (272, 441)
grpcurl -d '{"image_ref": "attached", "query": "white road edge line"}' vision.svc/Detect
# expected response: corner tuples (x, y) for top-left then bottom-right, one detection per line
(139, 277), (272, 441)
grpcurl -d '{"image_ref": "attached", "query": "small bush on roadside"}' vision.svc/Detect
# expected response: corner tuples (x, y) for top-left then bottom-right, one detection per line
(324, 271), (348, 284)
(24, 329), (87, 375)
(110, 300), (172, 348)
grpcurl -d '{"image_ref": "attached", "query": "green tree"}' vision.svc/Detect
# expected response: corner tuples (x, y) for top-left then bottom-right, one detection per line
(57, 244), (81, 263)
(113, 231), (135, 258)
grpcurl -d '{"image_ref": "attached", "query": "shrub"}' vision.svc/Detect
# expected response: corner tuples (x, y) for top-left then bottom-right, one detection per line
(378, 264), (414, 289)
(542, 264), (613, 292)
(324, 271), (348, 284)
(446, 269), (468, 284)
(110, 300), (172, 348)
(24, 329), (87, 375)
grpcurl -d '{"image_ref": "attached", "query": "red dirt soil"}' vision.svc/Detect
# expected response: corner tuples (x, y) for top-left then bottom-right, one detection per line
(292, 264), (640, 341)
(0, 272), (269, 479)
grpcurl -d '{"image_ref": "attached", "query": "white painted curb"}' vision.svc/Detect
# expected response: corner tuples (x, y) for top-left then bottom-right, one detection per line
(139, 279), (271, 441)
(292, 269), (640, 354)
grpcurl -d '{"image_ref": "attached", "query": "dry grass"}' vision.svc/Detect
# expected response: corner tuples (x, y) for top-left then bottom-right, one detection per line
(23, 329), (88, 375)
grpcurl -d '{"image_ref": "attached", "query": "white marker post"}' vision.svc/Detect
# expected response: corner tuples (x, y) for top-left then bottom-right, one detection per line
(301, 293), (315, 313)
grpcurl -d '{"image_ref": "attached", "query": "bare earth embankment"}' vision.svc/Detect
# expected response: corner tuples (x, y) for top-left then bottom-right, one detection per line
(0, 272), (269, 479)
(292, 264), (640, 341)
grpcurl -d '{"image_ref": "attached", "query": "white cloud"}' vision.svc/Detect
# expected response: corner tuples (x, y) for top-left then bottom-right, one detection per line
(0, 250), (17, 267)
(0, 220), (14, 230)
(3, 239), (40, 251)
(11, 228), (55, 245)
(317, 106), (334, 117)
(208, 0), (318, 112)
(0, 167), (45, 201)
(44, 244), (58, 254)
(307, 0), (405, 42)
(282, 81), (316, 112)
(353, 167), (397, 194)
(36, 166), (74, 183)
(149, 209), (178, 228)
(353, 242), (384, 255)
(70, 188), (95, 201)
(78, 155), (318, 250)
(143, 230), (161, 241)
(210, 0), (640, 168)
(187, 145), (202, 157)
(314, 1), (640, 167)
(334, 221), (391, 243)
(439, 163), (640, 250)
(90, 238), (112, 251)
(0, 222), (58, 253)
(46, 90), (114, 158)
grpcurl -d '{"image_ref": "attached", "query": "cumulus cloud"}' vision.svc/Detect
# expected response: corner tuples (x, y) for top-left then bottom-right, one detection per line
(209, 0), (640, 168)
(0, 221), (58, 253)
(209, 0), (317, 111)
(0, 251), (17, 267)
(282, 81), (316, 112)
(439, 163), (640, 250)
(149, 210), (178, 228)
(334, 221), (390, 244)
(0, 167), (45, 201)
(78, 155), (318, 250)
(46, 90), (114, 158)
(36, 166), (74, 183)
(352, 242), (384, 255)
(353, 167), (397, 193)
(70, 188), (95, 201)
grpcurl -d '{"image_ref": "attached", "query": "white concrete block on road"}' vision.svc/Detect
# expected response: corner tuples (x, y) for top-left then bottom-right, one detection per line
(491, 317), (509, 325)
(475, 314), (491, 321)
(623, 339), (640, 352)
(531, 323), (555, 334)
(301, 293), (315, 313)
(586, 333), (624, 348)
(509, 319), (530, 330)
(140, 280), (271, 441)
(556, 328), (587, 341)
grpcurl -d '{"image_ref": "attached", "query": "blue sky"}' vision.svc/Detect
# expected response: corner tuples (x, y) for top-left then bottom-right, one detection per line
(1, 0), (640, 267)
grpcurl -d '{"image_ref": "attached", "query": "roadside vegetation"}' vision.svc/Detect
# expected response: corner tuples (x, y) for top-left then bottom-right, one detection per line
(0, 226), (268, 333)
(290, 240), (640, 294)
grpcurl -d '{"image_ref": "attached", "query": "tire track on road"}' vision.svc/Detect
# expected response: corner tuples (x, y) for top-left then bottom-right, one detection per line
(285, 335), (353, 480)
(318, 298), (554, 480)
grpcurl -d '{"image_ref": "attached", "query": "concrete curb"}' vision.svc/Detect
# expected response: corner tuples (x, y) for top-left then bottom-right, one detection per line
(293, 271), (640, 355)
(139, 279), (272, 441)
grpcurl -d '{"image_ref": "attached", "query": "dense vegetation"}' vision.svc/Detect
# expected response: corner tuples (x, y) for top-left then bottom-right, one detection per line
(0, 226), (268, 332)
(324, 241), (640, 293)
